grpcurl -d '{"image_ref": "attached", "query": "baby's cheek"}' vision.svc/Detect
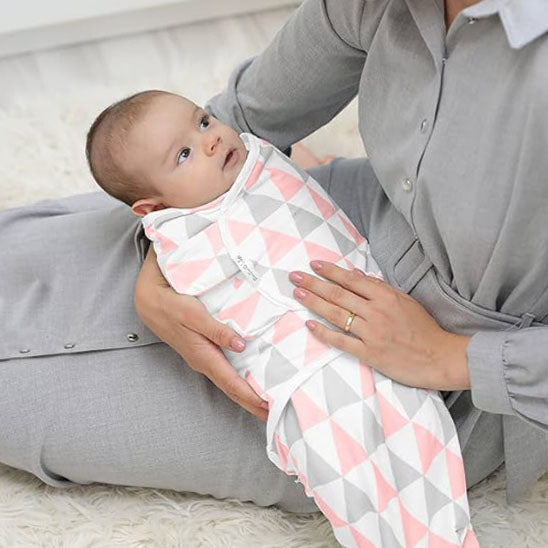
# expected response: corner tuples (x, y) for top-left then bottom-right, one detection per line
(224, 174), (237, 193)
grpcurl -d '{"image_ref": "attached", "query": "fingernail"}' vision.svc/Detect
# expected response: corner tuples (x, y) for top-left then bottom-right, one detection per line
(261, 401), (269, 410)
(289, 271), (304, 284)
(353, 267), (366, 276)
(294, 288), (307, 299)
(305, 320), (316, 331)
(310, 260), (322, 271)
(230, 337), (246, 352)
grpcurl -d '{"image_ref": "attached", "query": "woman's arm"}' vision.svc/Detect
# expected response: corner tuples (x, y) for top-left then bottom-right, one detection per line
(134, 245), (269, 422)
(205, 0), (376, 151)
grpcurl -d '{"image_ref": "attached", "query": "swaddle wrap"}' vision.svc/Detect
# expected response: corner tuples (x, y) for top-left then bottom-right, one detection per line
(143, 133), (477, 548)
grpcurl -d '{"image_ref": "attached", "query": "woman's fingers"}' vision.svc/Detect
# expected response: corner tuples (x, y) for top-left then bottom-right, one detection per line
(319, 154), (336, 165)
(205, 356), (270, 422)
(171, 300), (269, 418)
(289, 266), (379, 324)
(177, 296), (247, 352)
(293, 284), (365, 332)
(288, 262), (398, 327)
(310, 260), (387, 300)
(290, 142), (329, 170)
(210, 358), (270, 421)
(176, 327), (268, 422)
(137, 247), (247, 353)
(306, 320), (366, 357)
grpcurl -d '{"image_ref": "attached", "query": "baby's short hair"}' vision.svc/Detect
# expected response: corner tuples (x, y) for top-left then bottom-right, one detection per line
(86, 89), (169, 206)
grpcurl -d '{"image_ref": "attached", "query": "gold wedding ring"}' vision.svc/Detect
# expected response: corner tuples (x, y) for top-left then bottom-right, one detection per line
(343, 312), (356, 333)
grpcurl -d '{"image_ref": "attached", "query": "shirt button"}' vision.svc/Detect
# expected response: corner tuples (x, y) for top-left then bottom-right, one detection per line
(19, 348), (30, 354)
(64, 343), (75, 349)
(420, 119), (429, 133)
(126, 333), (139, 342)
(441, 57), (447, 65)
(401, 178), (413, 192)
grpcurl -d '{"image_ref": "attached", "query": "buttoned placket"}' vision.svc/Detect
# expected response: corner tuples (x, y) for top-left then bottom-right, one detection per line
(14, 332), (143, 358)
(404, 9), (479, 238)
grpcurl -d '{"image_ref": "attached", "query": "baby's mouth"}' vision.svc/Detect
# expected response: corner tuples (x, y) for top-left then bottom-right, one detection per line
(223, 148), (236, 169)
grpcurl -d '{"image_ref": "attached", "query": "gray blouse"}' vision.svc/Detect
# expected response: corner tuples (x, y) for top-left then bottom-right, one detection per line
(205, 0), (548, 502)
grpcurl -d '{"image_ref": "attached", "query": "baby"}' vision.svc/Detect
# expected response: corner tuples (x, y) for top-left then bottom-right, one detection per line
(86, 90), (246, 215)
(86, 90), (477, 548)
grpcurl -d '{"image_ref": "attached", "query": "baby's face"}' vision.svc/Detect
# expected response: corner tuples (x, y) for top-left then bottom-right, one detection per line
(127, 94), (247, 215)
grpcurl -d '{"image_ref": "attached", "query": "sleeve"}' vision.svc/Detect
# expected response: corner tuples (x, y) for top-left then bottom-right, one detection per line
(467, 327), (548, 431)
(204, 0), (375, 152)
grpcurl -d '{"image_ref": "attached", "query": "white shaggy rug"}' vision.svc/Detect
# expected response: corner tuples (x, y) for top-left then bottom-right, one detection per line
(1, 7), (547, 547)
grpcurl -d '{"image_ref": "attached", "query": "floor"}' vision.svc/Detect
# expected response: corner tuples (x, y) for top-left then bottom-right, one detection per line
(0, 5), (547, 547)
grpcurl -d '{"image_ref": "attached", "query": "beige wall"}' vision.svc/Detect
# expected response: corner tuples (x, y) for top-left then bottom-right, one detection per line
(0, 0), (300, 58)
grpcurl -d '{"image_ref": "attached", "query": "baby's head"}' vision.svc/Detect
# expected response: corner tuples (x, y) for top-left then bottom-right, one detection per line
(86, 90), (247, 216)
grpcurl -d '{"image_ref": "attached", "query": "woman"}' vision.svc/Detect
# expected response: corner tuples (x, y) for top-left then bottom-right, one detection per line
(1, 0), (546, 516)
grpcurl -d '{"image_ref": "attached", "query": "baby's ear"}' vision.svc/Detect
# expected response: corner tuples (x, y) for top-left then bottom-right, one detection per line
(131, 199), (166, 217)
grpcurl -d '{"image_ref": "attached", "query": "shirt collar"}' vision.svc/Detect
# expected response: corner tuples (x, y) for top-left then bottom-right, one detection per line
(462, 0), (548, 49)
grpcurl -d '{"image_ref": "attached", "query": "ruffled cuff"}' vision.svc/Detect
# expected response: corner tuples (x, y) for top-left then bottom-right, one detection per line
(467, 330), (514, 415)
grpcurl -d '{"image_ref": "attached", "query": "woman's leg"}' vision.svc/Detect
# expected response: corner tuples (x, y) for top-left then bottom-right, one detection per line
(0, 192), (317, 513)
(0, 337), (319, 512)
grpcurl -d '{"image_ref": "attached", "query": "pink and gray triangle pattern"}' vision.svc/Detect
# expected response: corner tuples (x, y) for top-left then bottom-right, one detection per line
(142, 133), (479, 547)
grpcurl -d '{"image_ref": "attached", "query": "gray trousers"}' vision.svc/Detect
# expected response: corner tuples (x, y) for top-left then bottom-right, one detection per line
(0, 158), (503, 513)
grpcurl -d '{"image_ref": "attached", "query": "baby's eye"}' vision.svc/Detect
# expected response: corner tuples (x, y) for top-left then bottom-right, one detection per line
(176, 147), (190, 165)
(199, 115), (210, 129)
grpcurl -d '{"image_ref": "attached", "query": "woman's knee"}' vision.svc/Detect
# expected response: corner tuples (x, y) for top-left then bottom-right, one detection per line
(0, 357), (72, 487)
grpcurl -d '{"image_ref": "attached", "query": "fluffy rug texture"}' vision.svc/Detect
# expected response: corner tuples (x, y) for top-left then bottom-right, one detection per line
(1, 6), (547, 547)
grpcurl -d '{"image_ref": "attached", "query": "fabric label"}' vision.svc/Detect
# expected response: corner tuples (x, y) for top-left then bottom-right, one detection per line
(234, 253), (259, 284)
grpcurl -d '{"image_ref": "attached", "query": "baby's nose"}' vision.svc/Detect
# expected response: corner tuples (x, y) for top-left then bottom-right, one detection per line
(205, 134), (221, 154)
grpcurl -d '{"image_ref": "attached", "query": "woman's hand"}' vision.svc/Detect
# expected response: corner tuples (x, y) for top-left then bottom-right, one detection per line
(290, 142), (335, 170)
(289, 261), (471, 391)
(134, 245), (269, 422)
